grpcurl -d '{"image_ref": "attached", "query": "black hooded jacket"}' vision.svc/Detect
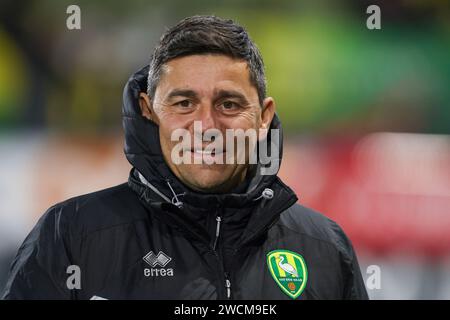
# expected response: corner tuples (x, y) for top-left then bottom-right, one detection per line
(1, 66), (368, 300)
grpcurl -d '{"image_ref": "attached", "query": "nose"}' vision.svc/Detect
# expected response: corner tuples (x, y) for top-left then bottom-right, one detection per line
(190, 103), (223, 145)
(197, 103), (218, 132)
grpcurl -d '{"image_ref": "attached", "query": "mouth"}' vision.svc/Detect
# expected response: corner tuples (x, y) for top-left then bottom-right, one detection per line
(183, 148), (226, 157)
(185, 148), (224, 156)
(181, 148), (228, 165)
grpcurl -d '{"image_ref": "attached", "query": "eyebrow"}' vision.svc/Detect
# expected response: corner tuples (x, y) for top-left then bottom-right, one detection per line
(166, 89), (199, 100)
(213, 89), (250, 105)
(165, 88), (251, 105)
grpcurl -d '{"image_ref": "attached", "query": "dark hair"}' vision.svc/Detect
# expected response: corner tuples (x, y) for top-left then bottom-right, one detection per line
(147, 15), (266, 104)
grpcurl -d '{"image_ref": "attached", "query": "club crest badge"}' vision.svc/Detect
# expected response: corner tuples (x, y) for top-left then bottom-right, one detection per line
(266, 249), (308, 299)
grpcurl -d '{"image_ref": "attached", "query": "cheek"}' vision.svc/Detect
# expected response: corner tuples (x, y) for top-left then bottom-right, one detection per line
(158, 123), (178, 151)
(157, 113), (190, 145)
(224, 111), (260, 130)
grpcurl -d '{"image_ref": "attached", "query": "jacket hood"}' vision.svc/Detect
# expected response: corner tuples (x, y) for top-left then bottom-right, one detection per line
(122, 65), (296, 210)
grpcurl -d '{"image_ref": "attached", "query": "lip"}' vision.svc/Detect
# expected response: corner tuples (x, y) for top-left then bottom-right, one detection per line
(184, 149), (224, 156)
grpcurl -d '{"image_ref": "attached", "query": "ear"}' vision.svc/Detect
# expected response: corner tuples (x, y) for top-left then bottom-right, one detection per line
(139, 92), (158, 124)
(258, 97), (275, 141)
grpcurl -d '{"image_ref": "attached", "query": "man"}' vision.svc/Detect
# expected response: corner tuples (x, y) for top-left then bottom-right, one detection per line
(2, 16), (368, 299)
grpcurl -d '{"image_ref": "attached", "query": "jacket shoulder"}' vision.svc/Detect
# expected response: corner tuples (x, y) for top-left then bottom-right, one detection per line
(278, 203), (355, 258)
(278, 203), (369, 300)
(2, 183), (142, 299)
(43, 182), (146, 239)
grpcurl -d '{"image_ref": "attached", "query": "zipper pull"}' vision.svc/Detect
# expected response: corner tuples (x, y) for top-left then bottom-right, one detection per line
(213, 216), (221, 250)
(225, 274), (231, 299)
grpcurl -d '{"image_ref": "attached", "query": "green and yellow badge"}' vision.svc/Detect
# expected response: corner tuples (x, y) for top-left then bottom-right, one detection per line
(266, 249), (308, 299)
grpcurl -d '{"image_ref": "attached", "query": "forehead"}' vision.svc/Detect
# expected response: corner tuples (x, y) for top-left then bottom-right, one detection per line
(156, 54), (257, 98)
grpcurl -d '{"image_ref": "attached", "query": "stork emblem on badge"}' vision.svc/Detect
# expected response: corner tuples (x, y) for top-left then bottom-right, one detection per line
(266, 249), (308, 299)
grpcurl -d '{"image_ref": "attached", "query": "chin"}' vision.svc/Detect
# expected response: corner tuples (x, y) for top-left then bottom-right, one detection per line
(191, 178), (229, 192)
(184, 171), (231, 193)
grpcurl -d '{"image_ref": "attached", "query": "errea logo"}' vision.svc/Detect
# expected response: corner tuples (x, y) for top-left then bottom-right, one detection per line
(143, 251), (174, 277)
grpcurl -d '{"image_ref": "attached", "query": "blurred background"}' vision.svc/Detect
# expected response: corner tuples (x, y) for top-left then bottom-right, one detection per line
(0, 0), (449, 299)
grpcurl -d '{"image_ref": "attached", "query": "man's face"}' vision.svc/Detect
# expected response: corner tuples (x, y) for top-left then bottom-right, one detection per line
(139, 54), (275, 193)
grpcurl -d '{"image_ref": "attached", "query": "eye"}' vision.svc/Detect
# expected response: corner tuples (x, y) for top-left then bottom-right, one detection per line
(175, 100), (193, 108)
(220, 101), (240, 110)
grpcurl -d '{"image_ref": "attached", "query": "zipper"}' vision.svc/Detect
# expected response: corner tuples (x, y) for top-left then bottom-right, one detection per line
(225, 272), (231, 299)
(223, 195), (298, 299)
(140, 178), (232, 299)
(212, 210), (231, 299)
(212, 215), (221, 250)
